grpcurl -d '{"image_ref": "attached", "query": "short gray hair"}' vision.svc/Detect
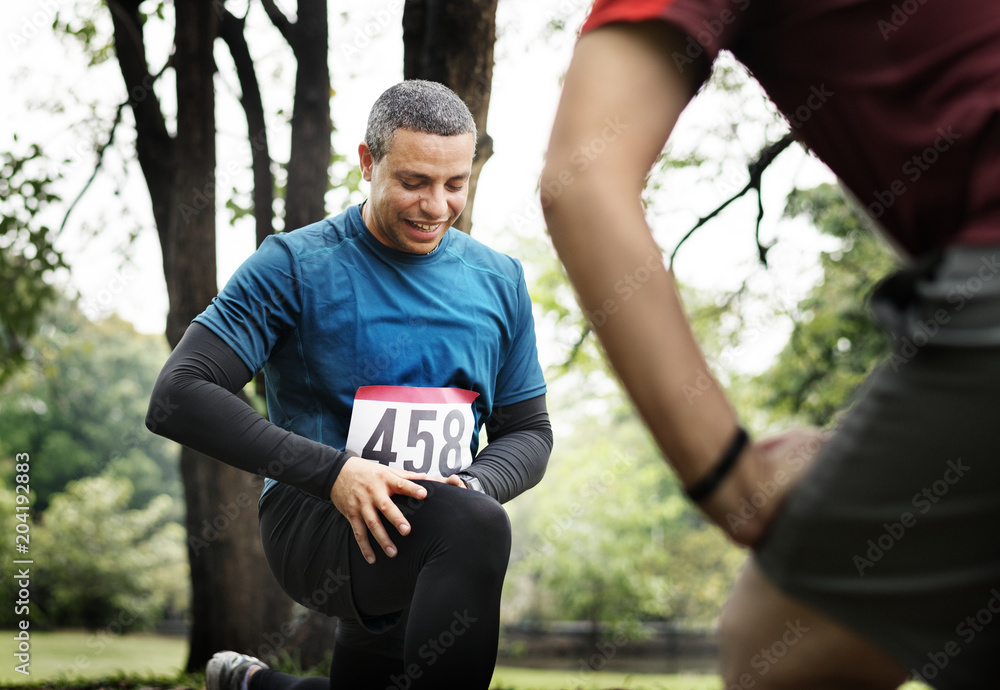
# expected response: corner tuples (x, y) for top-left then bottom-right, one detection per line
(365, 80), (476, 161)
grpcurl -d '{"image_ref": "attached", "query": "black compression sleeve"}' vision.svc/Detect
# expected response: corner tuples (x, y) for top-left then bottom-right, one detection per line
(145, 322), (349, 500)
(462, 394), (553, 504)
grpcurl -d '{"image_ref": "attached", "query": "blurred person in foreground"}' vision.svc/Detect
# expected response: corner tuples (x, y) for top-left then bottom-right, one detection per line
(542, 1), (1000, 687)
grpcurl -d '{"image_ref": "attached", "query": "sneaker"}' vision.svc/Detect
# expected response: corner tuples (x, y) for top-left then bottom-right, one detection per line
(206, 651), (269, 690)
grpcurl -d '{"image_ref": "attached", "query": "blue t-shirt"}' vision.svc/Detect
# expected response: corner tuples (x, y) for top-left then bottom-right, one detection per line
(194, 204), (547, 494)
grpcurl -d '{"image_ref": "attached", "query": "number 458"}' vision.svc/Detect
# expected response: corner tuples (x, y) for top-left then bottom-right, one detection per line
(362, 408), (466, 475)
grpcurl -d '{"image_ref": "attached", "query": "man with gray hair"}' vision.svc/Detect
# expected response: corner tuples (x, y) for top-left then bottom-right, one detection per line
(147, 80), (551, 689)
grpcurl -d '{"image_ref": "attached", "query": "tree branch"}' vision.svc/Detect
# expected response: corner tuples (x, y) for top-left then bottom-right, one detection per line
(560, 322), (592, 372)
(670, 131), (797, 269)
(58, 102), (125, 235)
(219, 9), (275, 248)
(59, 56), (174, 237)
(260, 0), (295, 44)
(107, 0), (176, 237)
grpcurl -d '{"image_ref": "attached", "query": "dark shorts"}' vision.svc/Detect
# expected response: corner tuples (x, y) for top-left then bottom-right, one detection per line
(256, 484), (369, 630)
(756, 245), (1000, 689)
(257, 478), (511, 660)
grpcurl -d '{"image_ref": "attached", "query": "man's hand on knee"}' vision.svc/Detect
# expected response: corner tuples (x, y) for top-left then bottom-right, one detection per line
(330, 456), (430, 564)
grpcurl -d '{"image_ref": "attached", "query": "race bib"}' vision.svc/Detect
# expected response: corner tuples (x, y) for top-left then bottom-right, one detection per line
(345, 386), (480, 477)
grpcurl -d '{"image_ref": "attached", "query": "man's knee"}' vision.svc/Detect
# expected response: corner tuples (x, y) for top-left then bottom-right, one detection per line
(454, 489), (511, 553)
(401, 482), (511, 554)
(429, 485), (511, 572)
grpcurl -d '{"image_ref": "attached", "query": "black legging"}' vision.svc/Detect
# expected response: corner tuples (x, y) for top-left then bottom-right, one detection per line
(249, 645), (396, 689)
(253, 479), (512, 689)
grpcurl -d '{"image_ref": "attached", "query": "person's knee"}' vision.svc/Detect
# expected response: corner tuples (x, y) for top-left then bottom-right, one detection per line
(474, 493), (511, 542)
(453, 489), (511, 559)
(719, 567), (906, 690)
(461, 496), (511, 583)
(407, 483), (511, 573)
(718, 592), (757, 687)
(718, 569), (812, 690)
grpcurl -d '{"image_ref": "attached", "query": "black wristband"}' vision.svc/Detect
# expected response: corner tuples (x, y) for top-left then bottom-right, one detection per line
(457, 472), (485, 494)
(684, 427), (750, 503)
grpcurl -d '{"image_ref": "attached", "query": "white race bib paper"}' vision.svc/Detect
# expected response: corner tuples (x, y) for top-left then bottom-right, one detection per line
(345, 386), (480, 477)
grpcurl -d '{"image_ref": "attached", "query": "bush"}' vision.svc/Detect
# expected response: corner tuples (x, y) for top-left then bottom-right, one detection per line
(30, 475), (188, 630)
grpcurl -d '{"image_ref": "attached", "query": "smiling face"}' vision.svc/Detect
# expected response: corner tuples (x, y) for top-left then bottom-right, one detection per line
(360, 128), (476, 255)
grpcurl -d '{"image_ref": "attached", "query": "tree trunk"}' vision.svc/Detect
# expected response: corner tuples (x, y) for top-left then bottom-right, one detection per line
(255, 0), (340, 668)
(284, 0), (332, 232)
(402, 0), (498, 235)
(172, 0), (291, 671)
(111, 0), (291, 672)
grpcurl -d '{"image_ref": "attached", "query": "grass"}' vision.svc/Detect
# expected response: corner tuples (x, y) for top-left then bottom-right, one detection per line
(1, 630), (189, 686)
(1, 631), (932, 689)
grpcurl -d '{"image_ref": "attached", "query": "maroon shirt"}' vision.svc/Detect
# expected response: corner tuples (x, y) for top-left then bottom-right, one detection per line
(582, 0), (1000, 256)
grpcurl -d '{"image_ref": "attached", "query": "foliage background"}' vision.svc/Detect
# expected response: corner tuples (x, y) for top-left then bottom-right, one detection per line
(0, 2), (902, 683)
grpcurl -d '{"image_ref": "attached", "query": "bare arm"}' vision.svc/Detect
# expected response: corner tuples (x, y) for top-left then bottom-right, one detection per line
(542, 23), (816, 545)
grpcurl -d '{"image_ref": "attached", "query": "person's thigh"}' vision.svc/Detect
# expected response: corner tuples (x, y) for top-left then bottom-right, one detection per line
(346, 480), (511, 616)
(720, 559), (908, 690)
(261, 479), (511, 664)
(258, 482), (355, 619)
(754, 340), (1000, 688)
(337, 480), (512, 688)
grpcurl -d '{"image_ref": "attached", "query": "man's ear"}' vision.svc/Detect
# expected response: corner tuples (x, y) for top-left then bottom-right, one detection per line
(359, 142), (374, 182)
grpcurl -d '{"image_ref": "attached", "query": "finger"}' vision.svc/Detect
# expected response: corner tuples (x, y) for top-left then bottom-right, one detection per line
(374, 493), (414, 537)
(418, 475), (452, 484)
(390, 468), (429, 480)
(389, 476), (428, 500)
(350, 516), (376, 564)
(364, 506), (399, 558)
